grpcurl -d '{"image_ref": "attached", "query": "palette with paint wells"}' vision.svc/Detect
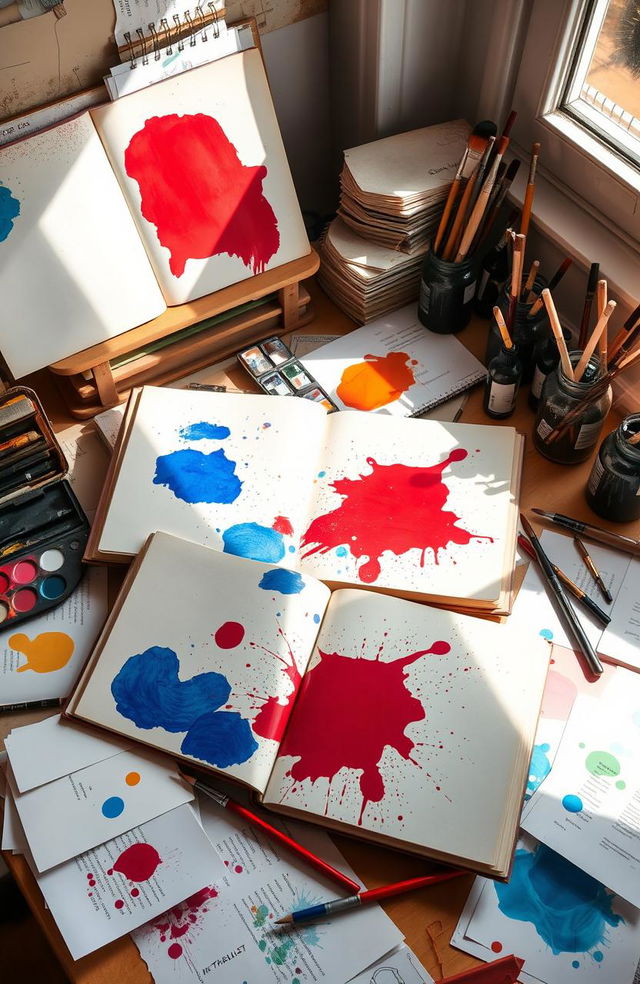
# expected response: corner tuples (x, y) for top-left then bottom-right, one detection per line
(237, 336), (337, 411)
(0, 387), (90, 627)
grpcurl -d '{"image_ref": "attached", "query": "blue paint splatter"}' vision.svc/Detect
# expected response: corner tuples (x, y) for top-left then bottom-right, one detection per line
(562, 794), (583, 813)
(335, 546), (348, 557)
(572, 960), (580, 968)
(179, 421), (230, 441)
(593, 951), (604, 962)
(318, 471), (326, 478)
(539, 628), (554, 640)
(494, 845), (623, 956)
(288, 545), (296, 553)
(102, 796), (125, 818)
(313, 614), (320, 624)
(0, 186), (20, 242)
(223, 523), (285, 563)
(154, 448), (242, 504)
(526, 742), (552, 799)
(259, 569), (305, 594)
(111, 646), (257, 767)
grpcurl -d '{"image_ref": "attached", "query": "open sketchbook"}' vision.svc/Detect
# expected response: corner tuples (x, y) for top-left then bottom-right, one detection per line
(85, 387), (523, 614)
(0, 48), (309, 378)
(68, 533), (549, 878)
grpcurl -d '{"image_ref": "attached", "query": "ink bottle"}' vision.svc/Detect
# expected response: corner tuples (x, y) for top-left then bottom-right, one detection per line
(418, 252), (476, 334)
(485, 278), (548, 382)
(474, 228), (510, 317)
(586, 414), (640, 522)
(533, 351), (612, 464)
(528, 327), (572, 411)
(483, 343), (522, 419)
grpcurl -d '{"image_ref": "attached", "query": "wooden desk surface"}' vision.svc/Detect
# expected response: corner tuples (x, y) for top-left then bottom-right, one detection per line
(3, 281), (638, 983)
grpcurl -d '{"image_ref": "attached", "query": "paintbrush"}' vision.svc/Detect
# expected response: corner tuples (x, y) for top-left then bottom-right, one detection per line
(519, 141), (540, 237)
(596, 279), (608, 365)
(518, 534), (610, 626)
(528, 258), (573, 318)
(574, 536), (613, 604)
(455, 135), (510, 262)
(522, 260), (540, 301)
(574, 299), (616, 381)
(505, 233), (525, 329)
(493, 306), (513, 350)
(541, 288), (574, 380)
(433, 121), (495, 255)
(578, 262), (599, 349)
(442, 124), (497, 260)
(475, 159), (521, 249)
(609, 304), (640, 364)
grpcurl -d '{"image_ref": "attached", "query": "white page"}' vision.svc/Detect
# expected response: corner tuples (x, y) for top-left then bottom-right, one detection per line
(452, 833), (640, 984)
(597, 557), (640, 670)
(73, 533), (331, 792)
(1, 788), (28, 853)
(510, 530), (630, 651)
(98, 387), (327, 559)
(11, 750), (193, 871)
(301, 414), (517, 603)
(348, 946), (435, 984)
(523, 693), (640, 907)
(34, 803), (226, 960)
(300, 305), (484, 417)
(92, 49), (310, 304)
(133, 791), (403, 983)
(0, 113), (165, 378)
(5, 714), (131, 793)
(0, 566), (108, 709)
(265, 588), (549, 868)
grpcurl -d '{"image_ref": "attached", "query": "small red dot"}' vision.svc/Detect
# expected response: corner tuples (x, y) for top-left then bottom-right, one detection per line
(131, 888), (140, 897)
(234, 864), (243, 873)
(107, 868), (113, 875)
(88, 879), (95, 887)
(88, 893), (92, 897)
(114, 899), (124, 910)
(491, 941), (503, 953)
(167, 943), (183, 959)
(86, 873), (93, 879)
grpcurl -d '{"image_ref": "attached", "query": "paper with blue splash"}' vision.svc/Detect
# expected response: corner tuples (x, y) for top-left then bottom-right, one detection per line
(452, 832), (640, 984)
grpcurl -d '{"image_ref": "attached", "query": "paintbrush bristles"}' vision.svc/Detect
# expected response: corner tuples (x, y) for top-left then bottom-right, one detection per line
(493, 307), (513, 349)
(542, 288), (575, 380)
(574, 300), (616, 381)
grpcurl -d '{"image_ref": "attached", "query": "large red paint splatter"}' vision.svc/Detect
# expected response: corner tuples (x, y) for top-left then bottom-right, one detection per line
(151, 886), (219, 960)
(113, 843), (162, 882)
(214, 621), (245, 649)
(278, 639), (450, 824)
(124, 114), (280, 277)
(247, 627), (301, 743)
(301, 448), (491, 583)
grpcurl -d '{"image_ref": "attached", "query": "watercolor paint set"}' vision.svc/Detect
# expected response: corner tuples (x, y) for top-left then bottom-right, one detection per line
(0, 387), (90, 627)
(237, 336), (337, 410)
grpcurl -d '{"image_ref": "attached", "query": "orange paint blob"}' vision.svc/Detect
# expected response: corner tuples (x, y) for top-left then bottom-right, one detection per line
(336, 351), (417, 411)
(11, 631), (74, 674)
(125, 772), (141, 786)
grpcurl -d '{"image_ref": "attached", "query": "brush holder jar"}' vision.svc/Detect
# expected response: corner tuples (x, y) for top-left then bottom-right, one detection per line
(586, 414), (640, 522)
(533, 351), (612, 465)
(418, 252), (476, 334)
(485, 278), (548, 382)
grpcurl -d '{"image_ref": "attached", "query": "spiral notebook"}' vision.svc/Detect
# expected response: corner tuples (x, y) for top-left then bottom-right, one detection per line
(114, 1), (227, 63)
(300, 305), (486, 417)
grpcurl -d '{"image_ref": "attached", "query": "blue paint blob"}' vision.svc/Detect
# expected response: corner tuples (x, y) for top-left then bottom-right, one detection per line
(222, 523), (285, 563)
(313, 614), (320, 624)
(335, 545), (348, 557)
(562, 794), (584, 813)
(102, 796), (125, 818)
(181, 710), (258, 767)
(154, 448), (242, 504)
(288, 545), (296, 553)
(539, 628), (554, 640)
(0, 185), (20, 242)
(526, 742), (552, 799)
(179, 421), (230, 441)
(317, 471), (326, 478)
(593, 951), (604, 962)
(111, 646), (231, 731)
(572, 961), (580, 969)
(494, 845), (623, 956)
(259, 569), (305, 594)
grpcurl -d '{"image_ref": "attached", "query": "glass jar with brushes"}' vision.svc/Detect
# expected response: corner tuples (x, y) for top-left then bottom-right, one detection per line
(417, 251), (476, 334)
(485, 277), (549, 382)
(533, 350), (612, 464)
(586, 414), (640, 522)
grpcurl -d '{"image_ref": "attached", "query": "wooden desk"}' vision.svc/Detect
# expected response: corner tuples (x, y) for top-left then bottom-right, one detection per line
(3, 281), (638, 982)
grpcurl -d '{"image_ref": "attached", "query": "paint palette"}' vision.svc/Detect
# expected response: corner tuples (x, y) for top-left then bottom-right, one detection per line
(237, 336), (337, 411)
(0, 386), (90, 628)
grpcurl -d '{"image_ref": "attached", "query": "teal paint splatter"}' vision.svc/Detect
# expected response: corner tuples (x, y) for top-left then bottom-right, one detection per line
(0, 186), (20, 242)
(179, 421), (231, 441)
(562, 794), (583, 813)
(539, 628), (554, 640)
(526, 742), (552, 799)
(223, 523), (285, 563)
(494, 845), (623, 956)
(253, 904), (269, 928)
(259, 569), (305, 594)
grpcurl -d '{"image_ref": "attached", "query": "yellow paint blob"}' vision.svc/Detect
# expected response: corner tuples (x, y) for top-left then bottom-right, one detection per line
(11, 631), (75, 674)
(125, 772), (141, 786)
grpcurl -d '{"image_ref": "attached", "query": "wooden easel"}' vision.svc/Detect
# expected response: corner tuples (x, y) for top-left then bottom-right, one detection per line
(48, 249), (319, 419)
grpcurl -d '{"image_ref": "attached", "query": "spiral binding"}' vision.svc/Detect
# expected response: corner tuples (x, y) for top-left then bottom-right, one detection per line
(124, 4), (222, 68)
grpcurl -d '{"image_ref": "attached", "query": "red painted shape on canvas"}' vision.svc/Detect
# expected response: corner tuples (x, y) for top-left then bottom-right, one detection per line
(278, 640), (450, 824)
(113, 843), (162, 882)
(151, 886), (218, 958)
(248, 627), (301, 743)
(124, 114), (280, 277)
(301, 449), (491, 583)
(272, 515), (293, 536)
(336, 351), (417, 410)
(214, 620), (245, 649)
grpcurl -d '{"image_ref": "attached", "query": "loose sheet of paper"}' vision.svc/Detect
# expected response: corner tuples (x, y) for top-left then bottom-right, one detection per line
(348, 945), (435, 983)
(597, 557), (640, 671)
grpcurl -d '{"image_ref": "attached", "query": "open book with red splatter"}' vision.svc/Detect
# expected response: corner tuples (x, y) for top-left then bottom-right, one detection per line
(0, 48), (309, 378)
(68, 532), (549, 879)
(86, 386), (523, 616)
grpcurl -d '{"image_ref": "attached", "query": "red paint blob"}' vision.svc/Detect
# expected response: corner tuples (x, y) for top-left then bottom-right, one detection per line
(214, 620), (245, 649)
(131, 888), (140, 897)
(113, 843), (162, 882)
(273, 515), (293, 536)
(301, 450), (492, 583)
(168, 943), (183, 959)
(279, 640), (449, 824)
(151, 887), (218, 951)
(124, 114), (280, 278)
(491, 941), (503, 953)
(115, 899), (125, 910)
(250, 628), (301, 742)
(107, 869), (113, 875)
(234, 865), (243, 873)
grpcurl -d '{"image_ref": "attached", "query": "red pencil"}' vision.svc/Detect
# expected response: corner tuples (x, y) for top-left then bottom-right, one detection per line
(180, 773), (360, 894)
(276, 869), (466, 924)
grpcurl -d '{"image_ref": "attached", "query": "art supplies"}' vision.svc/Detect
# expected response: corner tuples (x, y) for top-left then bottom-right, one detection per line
(517, 534), (610, 626)
(112, 1), (225, 63)
(522, 684), (640, 908)
(573, 536), (613, 603)
(0, 49), (310, 378)
(531, 508), (640, 555)
(578, 261), (599, 349)
(68, 532), (549, 877)
(85, 388), (524, 614)
(586, 413), (640, 522)
(237, 336), (336, 409)
(299, 305), (485, 416)
(0, 387), (91, 629)
(483, 309), (521, 419)
(596, 557), (640, 671)
(519, 514), (603, 676)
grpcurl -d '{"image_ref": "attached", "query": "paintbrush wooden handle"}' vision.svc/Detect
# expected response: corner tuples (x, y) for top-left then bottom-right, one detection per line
(574, 300), (616, 380)
(542, 288), (574, 380)
(442, 173), (477, 261)
(434, 165), (464, 255)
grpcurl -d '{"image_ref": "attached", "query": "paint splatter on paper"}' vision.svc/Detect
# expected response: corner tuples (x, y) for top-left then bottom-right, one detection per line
(114, 843), (163, 882)
(149, 886), (219, 961)
(179, 421), (231, 441)
(526, 743), (552, 799)
(301, 449), (490, 583)
(222, 522), (285, 563)
(124, 114), (280, 277)
(336, 351), (417, 410)
(154, 447), (242, 504)
(0, 185), (20, 242)
(11, 631), (74, 673)
(247, 626), (303, 744)
(278, 639), (450, 824)
(258, 569), (305, 594)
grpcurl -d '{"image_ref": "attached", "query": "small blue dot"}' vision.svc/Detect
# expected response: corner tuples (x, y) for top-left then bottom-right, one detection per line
(313, 614), (320, 624)
(572, 961), (580, 969)
(102, 796), (125, 818)
(318, 471), (326, 477)
(593, 952), (603, 963)
(336, 546), (348, 557)
(539, 628), (554, 640)
(562, 794), (583, 813)
(288, 545), (296, 553)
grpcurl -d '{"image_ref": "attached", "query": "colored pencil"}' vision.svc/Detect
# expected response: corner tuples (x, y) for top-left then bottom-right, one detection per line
(519, 141), (540, 237)
(531, 509), (640, 556)
(520, 514), (603, 676)
(578, 263), (599, 349)
(528, 258), (572, 317)
(573, 299), (616, 381)
(179, 773), (360, 894)
(573, 536), (614, 603)
(276, 870), (466, 925)
(541, 288), (574, 380)
(518, 534), (610, 626)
